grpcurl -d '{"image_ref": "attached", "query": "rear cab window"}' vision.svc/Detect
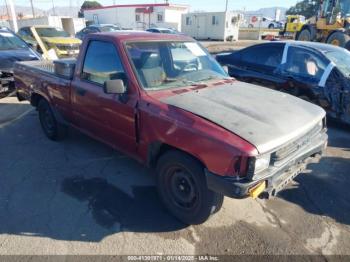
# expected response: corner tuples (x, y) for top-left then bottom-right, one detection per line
(82, 40), (125, 85)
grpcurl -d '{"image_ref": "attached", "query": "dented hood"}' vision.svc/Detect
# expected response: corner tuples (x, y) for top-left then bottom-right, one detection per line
(161, 82), (326, 154)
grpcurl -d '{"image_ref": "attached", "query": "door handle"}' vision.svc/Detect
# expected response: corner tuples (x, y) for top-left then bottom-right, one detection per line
(76, 87), (87, 96)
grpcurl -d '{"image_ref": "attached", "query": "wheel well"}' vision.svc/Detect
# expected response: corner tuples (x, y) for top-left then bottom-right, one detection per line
(325, 30), (344, 42)
(147, 142), (205, 169)
(30, 93), (45, 107)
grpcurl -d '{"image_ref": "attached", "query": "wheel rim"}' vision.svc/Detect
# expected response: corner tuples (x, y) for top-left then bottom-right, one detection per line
(40, 108), (55, 136)
(166, 166), (198, 209)
(299, 33), (310, 41)
(331, 39), (340, 46)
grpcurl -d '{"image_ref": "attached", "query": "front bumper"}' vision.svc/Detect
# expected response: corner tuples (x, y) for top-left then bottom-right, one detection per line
(206, 131), (328, 199)
(55, 48), (80, 57)
(0, 71), (14, 94)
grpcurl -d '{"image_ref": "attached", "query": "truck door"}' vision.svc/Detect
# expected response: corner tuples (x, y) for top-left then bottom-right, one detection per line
(71, 40), (138, 155)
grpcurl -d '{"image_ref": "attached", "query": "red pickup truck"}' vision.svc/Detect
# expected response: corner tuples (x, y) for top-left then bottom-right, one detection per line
(15, 32), (328, 225)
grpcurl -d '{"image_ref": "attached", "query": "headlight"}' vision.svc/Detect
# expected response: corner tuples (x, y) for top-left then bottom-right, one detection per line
(254, 154), (271, 174)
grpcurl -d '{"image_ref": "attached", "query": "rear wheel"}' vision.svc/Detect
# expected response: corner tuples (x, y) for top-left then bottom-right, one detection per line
(296, 28), (311, 41)
(268, 24), (275, 29)
(156, 150), (224, 225)
(326, 32), (350, 47)
(38, 99), (66, 141)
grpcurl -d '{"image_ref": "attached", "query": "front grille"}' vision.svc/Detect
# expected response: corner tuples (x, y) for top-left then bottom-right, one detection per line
(271, 122), (323, 164)
(56, 44), (80, 51)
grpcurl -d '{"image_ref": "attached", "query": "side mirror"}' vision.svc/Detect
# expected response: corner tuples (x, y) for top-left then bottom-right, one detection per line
(104, 79), (127, 94)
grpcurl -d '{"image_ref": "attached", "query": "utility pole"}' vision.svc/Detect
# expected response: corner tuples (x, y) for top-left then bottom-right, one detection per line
(51, 0), (56, 16)
(30, 0), (35, 18)
(225, 0), (228, 12)
(4, 0), (10, 21)
(7, 0), (18, 32)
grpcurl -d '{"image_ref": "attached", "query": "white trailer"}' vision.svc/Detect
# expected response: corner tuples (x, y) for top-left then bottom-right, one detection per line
(83, 3), (189, 31)
(181, 11), (242, 41)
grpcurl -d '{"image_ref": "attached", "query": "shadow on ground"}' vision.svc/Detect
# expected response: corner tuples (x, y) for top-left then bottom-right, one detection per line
(61, 176), (184, 232)
(0, 109), (186, 242)
(278, 156), (350, 226)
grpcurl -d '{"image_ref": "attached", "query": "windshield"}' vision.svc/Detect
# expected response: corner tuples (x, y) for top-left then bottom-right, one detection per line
(126, 41), (227, 90)
(324, 48), (350, 77)
(100, 26), (120, 32)
(36, 27), (69, 37)
(0, 31), (27, 50)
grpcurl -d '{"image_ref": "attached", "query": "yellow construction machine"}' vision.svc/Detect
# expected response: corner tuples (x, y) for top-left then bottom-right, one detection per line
(280, 15), (306, 38)
(295, 0), (350, 49)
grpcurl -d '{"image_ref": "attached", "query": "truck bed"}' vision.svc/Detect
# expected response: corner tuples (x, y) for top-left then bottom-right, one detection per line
(16, 60), (56, 75)
(14, 59), (73, 120)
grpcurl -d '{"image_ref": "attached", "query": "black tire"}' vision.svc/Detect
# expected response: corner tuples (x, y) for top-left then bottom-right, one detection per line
(248, 24), (253, 28)
(326, 32), (350, 47)
(38, 99), (66, 141)
(346, 40), (350, 51)
(268, 24), (274, 29)
(156, 150), (224, 225)
(296, 28), (311, 41)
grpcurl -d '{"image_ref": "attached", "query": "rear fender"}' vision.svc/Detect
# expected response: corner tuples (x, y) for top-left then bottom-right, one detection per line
(31, 92), (68, 126)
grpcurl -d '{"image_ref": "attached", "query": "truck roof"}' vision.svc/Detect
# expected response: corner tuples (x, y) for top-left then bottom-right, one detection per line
(95, 31), (194, 42)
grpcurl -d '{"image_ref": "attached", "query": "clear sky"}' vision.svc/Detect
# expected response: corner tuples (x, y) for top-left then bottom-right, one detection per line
(10, 0), (299, 11)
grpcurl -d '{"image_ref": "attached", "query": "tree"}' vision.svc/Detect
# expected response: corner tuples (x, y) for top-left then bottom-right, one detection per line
(286, 0), (322, 19)
(78, 1), (102, 18)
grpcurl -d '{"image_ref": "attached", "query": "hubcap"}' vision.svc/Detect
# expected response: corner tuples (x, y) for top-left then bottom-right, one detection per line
(331, 39), (340, 46)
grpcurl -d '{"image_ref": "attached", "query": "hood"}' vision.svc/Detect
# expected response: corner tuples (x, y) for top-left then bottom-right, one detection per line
(0, 48), (39, 72)
(41, 37), (82, 45)
(161, 82), (326, 154)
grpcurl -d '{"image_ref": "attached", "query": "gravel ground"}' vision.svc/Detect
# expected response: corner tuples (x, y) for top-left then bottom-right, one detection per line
(201, 40), (267, 53)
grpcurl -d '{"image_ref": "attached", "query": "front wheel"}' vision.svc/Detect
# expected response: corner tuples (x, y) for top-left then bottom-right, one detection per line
(156, 150), (224, 225)
(296, 28), (311, 41)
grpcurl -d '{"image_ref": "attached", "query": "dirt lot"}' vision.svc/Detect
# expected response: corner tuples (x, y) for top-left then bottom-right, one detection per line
(201, 40), (267, 53)
(0, 96), (350, 256)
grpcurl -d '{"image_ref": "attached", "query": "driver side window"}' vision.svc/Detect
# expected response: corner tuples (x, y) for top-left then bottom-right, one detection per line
(82, 41), (125, 85)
